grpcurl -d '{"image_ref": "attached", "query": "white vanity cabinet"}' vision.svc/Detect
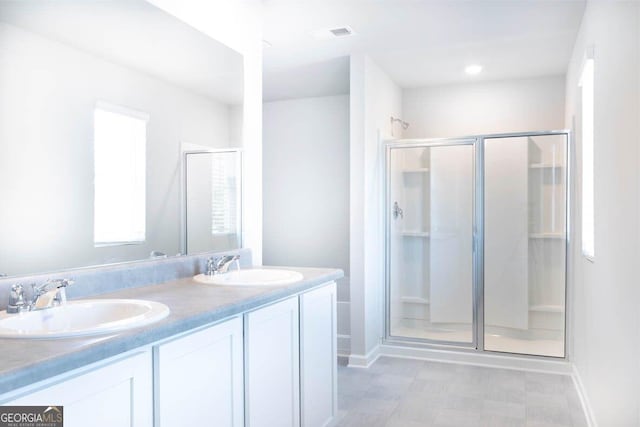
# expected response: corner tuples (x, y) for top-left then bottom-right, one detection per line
(3, 351), (153, 427)
(154, 316), (244, 427)
(0, 280), (339, 427)
(300, 282), (337, 427)
(244, 296), (300, 427)
(244, 281), (338, 427)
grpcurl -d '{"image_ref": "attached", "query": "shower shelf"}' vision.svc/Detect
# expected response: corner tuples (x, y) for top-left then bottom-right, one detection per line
(529, 233), (564, 239)
(402, 168), (430, 173)
(401, 230), (430, 237)
(400, 296), (429, 305)
(529, 305), (563, 313)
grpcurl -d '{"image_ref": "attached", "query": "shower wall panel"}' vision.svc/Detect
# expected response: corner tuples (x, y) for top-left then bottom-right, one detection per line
(484, 137), (529, 330)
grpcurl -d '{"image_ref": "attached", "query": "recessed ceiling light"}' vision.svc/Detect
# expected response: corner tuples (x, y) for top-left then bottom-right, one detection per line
(465, 64), (483, 75)
(311, 26), (356, 40)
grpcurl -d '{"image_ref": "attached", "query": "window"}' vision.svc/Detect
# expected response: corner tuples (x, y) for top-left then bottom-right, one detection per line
(580, 57), (594, 260)
(210, 153), (239, 236)
(93, 103), (148, 246)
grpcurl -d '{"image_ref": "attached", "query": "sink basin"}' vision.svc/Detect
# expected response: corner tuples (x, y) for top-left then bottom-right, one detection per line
(0, 299), (170, 339)
(193, 269), (304, 286)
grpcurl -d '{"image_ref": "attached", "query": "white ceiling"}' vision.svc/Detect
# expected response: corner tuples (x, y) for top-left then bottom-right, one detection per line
(0, 0), (244, 105)
(262, 0), (586, 98)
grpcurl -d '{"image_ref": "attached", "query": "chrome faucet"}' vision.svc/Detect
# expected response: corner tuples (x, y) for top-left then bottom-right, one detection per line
(206, 257), (216, 276)
(5, 279), (74, 313)
(206, 255), (240, 276)
(31, 279), (73, 310)
(7, 284), (27, 313)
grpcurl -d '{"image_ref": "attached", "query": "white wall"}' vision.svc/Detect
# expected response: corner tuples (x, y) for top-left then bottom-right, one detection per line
(349, 54), (403, 364)
(262, 96), (349, 272)
(150, 0), (264, 264)
(263, 95), (350, 352)
(564, 2), (640, 426)
(402, 75), (566, 138)
(229, 104), (244, 146)
(0, 22), (233, 275)
(263, 57), (350, 102)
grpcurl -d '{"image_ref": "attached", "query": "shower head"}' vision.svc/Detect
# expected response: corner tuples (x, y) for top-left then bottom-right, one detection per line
(390, 116), (409, 137)
(390, 116), (409, 130)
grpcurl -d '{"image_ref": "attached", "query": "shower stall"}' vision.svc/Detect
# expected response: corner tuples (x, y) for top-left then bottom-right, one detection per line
(385, 131), (568, 358)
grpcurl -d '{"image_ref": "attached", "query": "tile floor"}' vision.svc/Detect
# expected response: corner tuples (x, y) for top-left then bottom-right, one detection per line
(336, 356), (587, 427)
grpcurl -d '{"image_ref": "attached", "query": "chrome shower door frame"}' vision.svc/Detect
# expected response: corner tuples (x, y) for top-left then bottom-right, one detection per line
(383, 130), (571, 358)
(384, 137), (479, 350)
(479, 130), (571, 359)
(181, 148), (244, 256)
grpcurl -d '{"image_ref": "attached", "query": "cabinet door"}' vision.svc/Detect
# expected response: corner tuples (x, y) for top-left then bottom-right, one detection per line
(5, 351), (152, 427)
(155, 317), (244, 427)
(245, 297), (300, 427)
(300, 282), (337, 427)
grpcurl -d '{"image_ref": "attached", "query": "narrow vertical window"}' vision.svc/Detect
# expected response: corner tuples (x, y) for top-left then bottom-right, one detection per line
(580, 58), (594, 260)
(210, 153), (239, 236)
(94, 103), (148, 246)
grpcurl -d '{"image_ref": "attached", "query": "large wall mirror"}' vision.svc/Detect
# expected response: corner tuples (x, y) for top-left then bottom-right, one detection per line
(0, 0), (244, 277)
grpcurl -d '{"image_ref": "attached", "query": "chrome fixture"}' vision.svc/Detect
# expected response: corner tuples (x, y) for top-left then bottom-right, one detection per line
(392, 201), (404, 220)
(149, 251), (167, 258)
(206, 257), (216, 276)
(6, 279), (73, 313)
(206, 255), (241, 276)
(31, 279), (73, 310)
(390, 116), (410, 136)
(7, 284), (26, 313)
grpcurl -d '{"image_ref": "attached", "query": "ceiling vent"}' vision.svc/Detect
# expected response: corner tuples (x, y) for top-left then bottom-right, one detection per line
(329, 27), (353, 37)
(311, 26), (356, 40)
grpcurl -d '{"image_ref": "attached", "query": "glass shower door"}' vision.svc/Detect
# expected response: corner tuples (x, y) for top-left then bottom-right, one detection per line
(387, 141), (475, 345)
(484, 134), (567, 357)
(184, 150), (242, 255)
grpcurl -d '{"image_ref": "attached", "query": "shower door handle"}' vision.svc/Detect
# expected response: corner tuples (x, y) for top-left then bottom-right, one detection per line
(392, 202), (403, 220)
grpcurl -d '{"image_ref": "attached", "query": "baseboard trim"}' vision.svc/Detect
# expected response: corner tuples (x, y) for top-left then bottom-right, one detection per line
(347, 345), (381, 368)
(337, 334), (351, 358)
(572, 364), (597, 427)
(378, 343), (573, 374)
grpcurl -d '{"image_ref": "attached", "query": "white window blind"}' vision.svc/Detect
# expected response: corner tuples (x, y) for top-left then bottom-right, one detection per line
(211, 154), (238, 235)
(94, 103), (148, 246)
(580, 58), (594, 260)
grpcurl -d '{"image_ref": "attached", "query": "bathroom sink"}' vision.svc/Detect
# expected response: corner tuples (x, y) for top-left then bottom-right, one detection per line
(193, 269), (304, 286)
(0, 299), (170, 339)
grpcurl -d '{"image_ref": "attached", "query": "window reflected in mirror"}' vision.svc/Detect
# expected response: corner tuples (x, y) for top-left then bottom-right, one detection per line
(94, 103), (148, 246)
(184, 150), (242, 255)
